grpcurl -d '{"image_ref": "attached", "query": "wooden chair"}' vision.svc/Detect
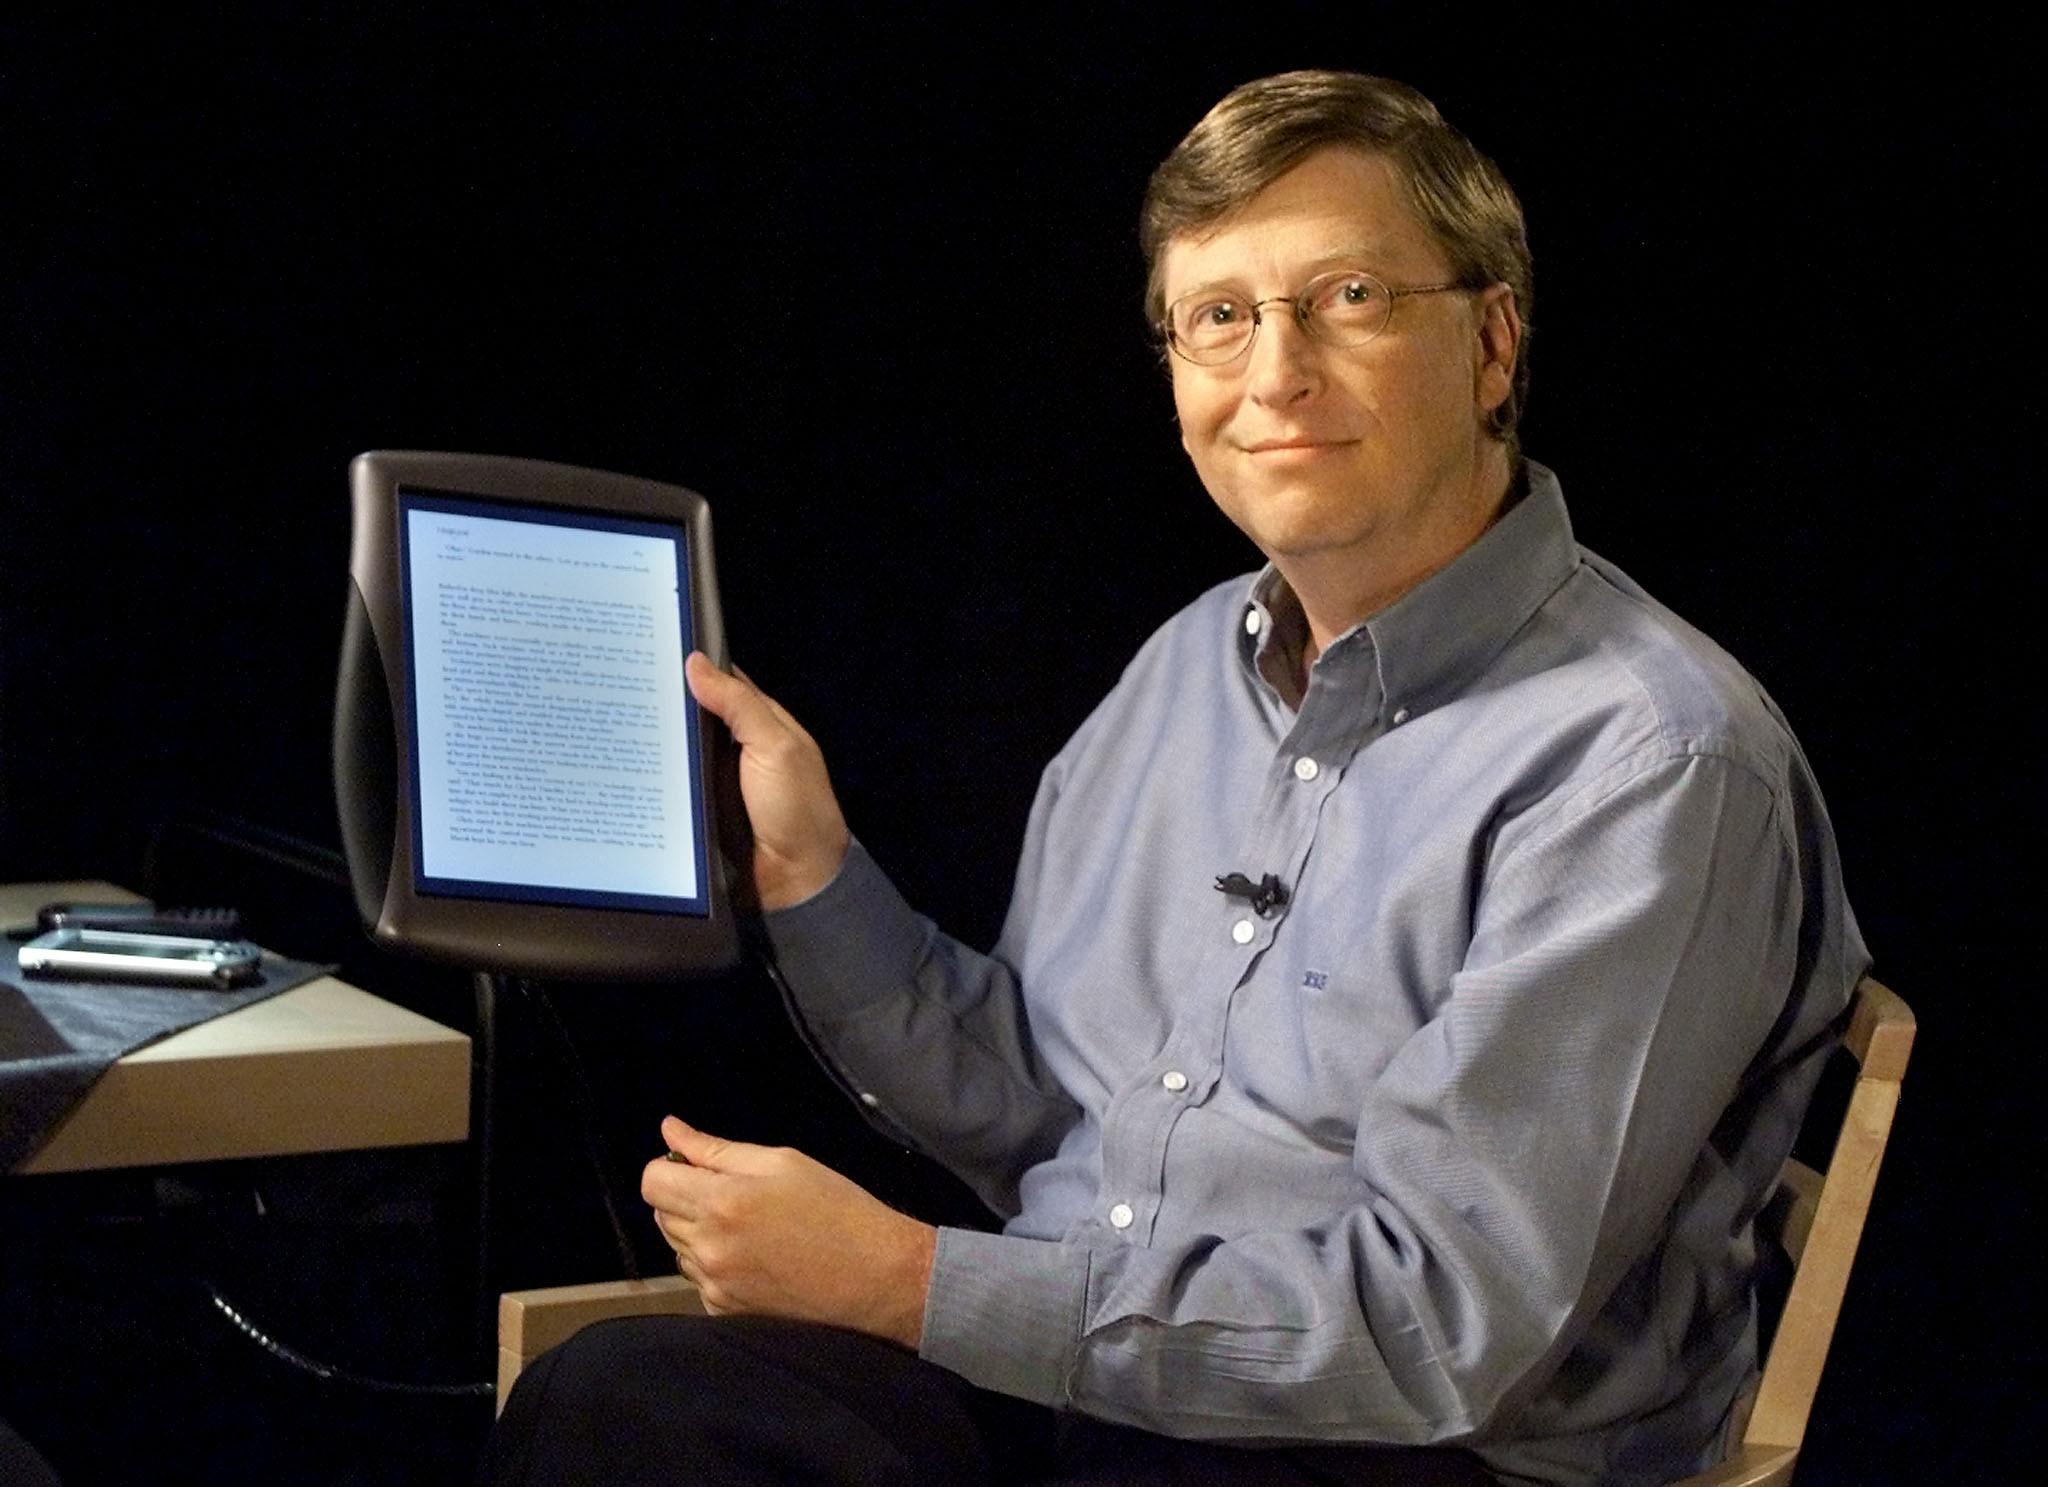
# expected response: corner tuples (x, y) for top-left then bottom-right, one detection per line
(498, 1274), (705, 1411)
(1673, 975), (1914, 1484)
(498, 978), (1915, 1487)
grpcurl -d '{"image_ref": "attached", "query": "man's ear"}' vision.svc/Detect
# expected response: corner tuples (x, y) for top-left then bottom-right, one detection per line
(1473, 284), (1522, 423)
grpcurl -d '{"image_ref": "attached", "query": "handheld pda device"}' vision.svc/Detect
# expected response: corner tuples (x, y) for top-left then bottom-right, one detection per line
(19, 928), (264, 988)
(335, 452), (742, 980)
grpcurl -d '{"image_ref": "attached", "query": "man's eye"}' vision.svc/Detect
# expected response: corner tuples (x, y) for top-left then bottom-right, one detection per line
(1325, 276), (1381, 309)
(1173, 297), (1249, 345)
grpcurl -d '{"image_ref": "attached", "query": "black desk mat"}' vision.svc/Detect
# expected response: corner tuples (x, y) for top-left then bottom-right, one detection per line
(1, 942), (334, 1171)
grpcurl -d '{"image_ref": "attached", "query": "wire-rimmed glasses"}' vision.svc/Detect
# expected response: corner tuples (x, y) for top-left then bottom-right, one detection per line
(1161, 268), (1480, 366)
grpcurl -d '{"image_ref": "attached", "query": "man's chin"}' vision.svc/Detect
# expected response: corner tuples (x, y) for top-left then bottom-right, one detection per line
(1239, 520), (1383, 570)
(1214, 490), (1375, 558)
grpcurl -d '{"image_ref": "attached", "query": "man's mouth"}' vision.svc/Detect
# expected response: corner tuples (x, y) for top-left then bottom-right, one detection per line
(1240, 436), (1354, 455)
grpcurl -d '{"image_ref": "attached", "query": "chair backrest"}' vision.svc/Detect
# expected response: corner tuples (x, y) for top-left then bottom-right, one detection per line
(1676, 975), (1916, 1487)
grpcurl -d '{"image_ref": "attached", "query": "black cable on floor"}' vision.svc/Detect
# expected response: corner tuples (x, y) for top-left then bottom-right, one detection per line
(202, 1283), (493, 1399)
(158, 1167), (495, 1399)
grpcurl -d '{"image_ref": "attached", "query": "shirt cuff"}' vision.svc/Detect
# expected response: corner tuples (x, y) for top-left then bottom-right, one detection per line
(761, 838), (932, 1021)
(921, 1226), (1091, 1407)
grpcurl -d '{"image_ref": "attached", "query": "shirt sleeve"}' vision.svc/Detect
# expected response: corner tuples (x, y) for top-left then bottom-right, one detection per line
(763, 837), (1082, 1219)
(916, 747), (1822, 1444)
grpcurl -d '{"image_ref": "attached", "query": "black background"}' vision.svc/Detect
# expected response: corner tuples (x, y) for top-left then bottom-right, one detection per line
(1, 7), (2036, 1484)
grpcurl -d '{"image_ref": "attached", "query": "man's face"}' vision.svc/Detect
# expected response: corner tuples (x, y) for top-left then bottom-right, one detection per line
(1161, 148), (1518, 606)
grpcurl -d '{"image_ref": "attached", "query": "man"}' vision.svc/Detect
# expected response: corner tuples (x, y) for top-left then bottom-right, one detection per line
(486, 71), (1864, 1486)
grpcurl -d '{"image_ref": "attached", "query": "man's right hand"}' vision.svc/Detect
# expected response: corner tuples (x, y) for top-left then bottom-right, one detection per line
(686, 652), (851, 911)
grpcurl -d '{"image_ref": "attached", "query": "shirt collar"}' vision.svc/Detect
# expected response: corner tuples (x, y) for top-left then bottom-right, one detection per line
(1238, 461), (1582, 721)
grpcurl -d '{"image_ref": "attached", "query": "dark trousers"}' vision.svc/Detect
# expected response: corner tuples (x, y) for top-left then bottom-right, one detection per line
(482, 1315), (1498, 1486)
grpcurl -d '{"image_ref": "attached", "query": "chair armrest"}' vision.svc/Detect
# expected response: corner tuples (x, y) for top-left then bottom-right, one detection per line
(1667, 1443), (1798, 1486)
(497, 1276), (706, 1412)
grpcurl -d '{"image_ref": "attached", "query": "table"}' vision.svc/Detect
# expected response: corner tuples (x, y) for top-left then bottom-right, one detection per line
(4, 881), (470, 1174)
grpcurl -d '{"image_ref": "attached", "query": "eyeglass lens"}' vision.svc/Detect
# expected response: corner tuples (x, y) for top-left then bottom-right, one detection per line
(1168, 270), (1394, 364)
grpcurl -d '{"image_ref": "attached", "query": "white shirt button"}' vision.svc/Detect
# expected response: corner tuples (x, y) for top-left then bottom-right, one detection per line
(1292, 756), (1319, 782)
(858, 1091), (879, 1107)
(1231, 918), (1256, 945)
(1244, 608), (1262, 635)
(1109, 1203), (1134, 1229)
(1391, 707), (1411, 725)
(1161, 1070), (1189, 1093)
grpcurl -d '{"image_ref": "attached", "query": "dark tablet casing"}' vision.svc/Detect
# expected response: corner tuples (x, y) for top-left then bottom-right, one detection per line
(335, 450), (744, 980)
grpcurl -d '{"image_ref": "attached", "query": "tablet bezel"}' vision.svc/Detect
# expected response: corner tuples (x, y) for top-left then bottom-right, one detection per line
(337, 450), (742, 979)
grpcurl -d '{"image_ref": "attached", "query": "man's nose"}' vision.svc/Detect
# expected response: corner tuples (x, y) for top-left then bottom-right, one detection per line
(1244, 309), (1320, 405)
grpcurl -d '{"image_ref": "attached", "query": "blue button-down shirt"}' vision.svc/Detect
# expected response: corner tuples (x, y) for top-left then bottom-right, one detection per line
(766, 463), (1866, 1486)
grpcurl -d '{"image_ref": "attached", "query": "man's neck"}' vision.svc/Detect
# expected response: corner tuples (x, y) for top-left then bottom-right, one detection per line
(1283, 453), (1520, 681)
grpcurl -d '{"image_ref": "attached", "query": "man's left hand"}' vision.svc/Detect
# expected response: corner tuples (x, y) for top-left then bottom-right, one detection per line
(642, 1116), (936, 1351)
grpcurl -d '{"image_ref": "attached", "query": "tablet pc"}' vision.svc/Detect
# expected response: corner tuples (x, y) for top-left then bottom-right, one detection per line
(336, 451), (742, 978)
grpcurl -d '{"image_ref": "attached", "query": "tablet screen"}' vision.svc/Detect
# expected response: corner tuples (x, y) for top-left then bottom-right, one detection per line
(397, 488), (711, 916)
